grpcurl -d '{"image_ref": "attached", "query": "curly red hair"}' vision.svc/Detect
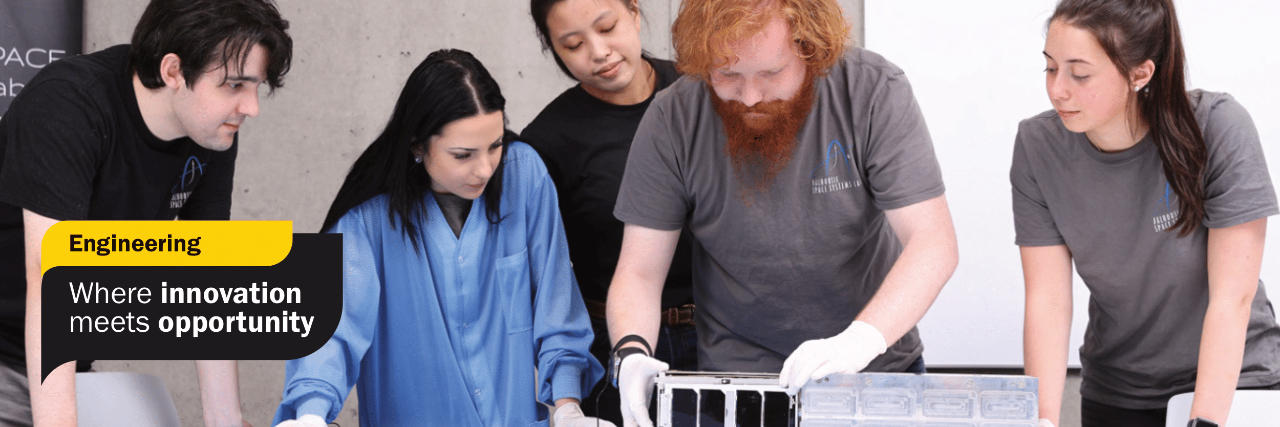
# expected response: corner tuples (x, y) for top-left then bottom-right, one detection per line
(672, 0), (850, 81)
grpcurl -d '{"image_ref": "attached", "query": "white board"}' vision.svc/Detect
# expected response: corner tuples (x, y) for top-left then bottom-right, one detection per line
(866, 0), (1280, 367)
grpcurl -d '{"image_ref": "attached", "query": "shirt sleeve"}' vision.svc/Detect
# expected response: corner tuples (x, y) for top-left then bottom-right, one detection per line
(178, 141), (237, 220)
(859, 65), (946, 210)
(0, 78), (106, 220)
(274, 206), (382, 424)
(1010, 122), (1066, 246)
(613, 99), (690, 231)
(519, 123), (568, 194)
(518, 145), (604, 404)
(1198, 94), (1279, 229)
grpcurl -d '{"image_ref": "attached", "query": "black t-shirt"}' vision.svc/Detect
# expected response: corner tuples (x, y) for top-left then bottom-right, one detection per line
(521, 57), (693, 307)
(0, 45), (237, 370)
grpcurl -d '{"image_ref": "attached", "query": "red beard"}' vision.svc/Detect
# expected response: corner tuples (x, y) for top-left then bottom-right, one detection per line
(710, 73), (815, 203)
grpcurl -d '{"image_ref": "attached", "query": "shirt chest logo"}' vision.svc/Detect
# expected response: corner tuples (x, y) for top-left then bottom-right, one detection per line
(170, 156), (205, 209)
(1152, 183), (1180, 232)
(811, 139), (860, 194)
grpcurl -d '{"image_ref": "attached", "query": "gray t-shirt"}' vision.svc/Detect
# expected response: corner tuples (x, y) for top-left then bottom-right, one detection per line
(615, 48), (945, 372)
(1011, 90), (1280, 409)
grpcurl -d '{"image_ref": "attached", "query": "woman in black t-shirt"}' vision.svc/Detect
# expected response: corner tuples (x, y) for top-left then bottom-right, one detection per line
(523, 0), (698, 423)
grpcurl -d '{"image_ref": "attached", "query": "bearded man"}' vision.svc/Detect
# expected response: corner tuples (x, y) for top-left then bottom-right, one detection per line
(605, 0), (958, 425)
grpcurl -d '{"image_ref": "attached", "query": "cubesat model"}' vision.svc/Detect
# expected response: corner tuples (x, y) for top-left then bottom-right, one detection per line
(654, 371), (1039, 427)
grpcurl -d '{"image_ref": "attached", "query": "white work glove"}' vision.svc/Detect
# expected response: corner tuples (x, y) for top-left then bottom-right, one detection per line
(1038, 419), (1055, 427)
(779, 320), (888, 395)
(618, 353), (668, 427)
(554, 401), (619, 427)
(272, 414), (325, 427)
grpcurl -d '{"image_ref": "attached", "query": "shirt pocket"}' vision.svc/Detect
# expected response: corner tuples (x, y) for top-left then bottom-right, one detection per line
(496, 247), (533, 334)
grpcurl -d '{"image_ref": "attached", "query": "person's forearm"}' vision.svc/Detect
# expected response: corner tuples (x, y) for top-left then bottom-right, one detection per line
(856, 223), (957, 345)
(27, 315), (76, 427)
(1191, 218), (1267, 425)
(28, 363), (76, 427)
(1018, 245), (1074, 426)
(1023, 286), (1072, 425)
(1189, 301), (1250, 424)
(606, 272), (662, 351)
(197, 360), (245, 427)
(24, 210), (76, 427)
(606, 225), (678, 351)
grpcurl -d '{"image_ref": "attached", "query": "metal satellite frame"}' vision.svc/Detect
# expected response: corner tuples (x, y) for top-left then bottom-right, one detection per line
(654, 371), (1040, 427)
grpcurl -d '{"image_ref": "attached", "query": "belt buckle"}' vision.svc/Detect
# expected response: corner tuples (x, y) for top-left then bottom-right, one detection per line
(663, 304), (695, 326)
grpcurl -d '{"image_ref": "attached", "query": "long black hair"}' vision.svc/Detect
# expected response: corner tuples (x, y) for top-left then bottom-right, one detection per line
(1051, 0), (1206, 237)
(320, 49), (510, 252)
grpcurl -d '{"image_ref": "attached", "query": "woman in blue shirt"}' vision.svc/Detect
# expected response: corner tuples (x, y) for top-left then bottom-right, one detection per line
(273, 49), (606, 427)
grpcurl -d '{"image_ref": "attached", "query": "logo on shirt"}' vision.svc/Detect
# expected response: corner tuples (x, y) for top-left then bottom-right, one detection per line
(811, 139), (860, 194)
(1152, 183), (1180, 232)
(170, 156), (205, 209)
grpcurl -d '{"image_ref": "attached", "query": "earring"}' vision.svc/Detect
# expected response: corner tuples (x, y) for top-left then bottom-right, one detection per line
(414, 156), (423, 163)
(1134, 85), (1143, 92)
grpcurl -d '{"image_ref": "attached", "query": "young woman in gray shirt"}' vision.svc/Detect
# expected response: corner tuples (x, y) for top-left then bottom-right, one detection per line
(1012, 1), (1280, 426)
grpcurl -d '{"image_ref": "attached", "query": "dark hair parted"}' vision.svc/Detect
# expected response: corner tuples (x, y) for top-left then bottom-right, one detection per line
(320, 49), (511, 253)
(530, 0), (643, 80)
(130, 0), (293, 92)
(1051, 0), (1206, 237)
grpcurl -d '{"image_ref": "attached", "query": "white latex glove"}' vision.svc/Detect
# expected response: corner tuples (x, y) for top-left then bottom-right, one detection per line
(554, 401), (619, 427)
(272, 414), (326, 427)
(779, 320), (888, 395)
(618, 353), (668, 427)
(1038, 419), (1055, 427)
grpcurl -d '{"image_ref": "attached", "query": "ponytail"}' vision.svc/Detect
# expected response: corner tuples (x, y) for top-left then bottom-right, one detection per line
(1141, 1), (1205, 236)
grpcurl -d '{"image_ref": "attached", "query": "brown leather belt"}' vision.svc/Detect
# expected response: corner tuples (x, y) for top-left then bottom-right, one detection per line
(584, 299), (695, 327)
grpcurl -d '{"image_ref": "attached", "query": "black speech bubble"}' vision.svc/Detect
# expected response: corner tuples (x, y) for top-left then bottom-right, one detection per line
(39, 233), (341, 383)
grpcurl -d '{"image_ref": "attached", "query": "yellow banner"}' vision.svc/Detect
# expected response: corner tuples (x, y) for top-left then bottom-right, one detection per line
(41, 221), (292, 274)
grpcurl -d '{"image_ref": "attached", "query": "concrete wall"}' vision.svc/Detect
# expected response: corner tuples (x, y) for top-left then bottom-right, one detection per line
(82, 1), (1084, 427)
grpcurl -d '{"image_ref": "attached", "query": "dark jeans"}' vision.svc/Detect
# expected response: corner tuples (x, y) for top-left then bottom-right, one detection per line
(1081, 380), (1280, 427)
(581, 316), (699, 424)
(1081, 399), (1167, 427)
(904, 355), (927, 374)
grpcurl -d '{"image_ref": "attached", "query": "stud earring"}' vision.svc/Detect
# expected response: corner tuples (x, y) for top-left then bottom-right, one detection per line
(414, 156), (423, 163)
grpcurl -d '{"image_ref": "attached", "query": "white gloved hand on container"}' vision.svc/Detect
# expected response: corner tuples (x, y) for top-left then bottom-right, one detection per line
(554, 401), (619, 427)
(272, 414), (325, 427)
(779, 320), (888, 395)
(618, 353), (668, 427)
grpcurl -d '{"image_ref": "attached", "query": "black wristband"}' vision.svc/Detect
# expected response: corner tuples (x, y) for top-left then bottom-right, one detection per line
(609, 334), (653, 388)
(611, 334), (652, 357)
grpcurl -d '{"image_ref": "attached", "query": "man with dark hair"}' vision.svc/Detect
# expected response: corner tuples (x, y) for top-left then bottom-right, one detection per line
(0, 0), (292, 426)
(605, 0), (958, 425)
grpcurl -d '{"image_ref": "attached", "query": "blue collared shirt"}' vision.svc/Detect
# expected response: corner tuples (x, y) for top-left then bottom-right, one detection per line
(275, 143), (602, 426)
